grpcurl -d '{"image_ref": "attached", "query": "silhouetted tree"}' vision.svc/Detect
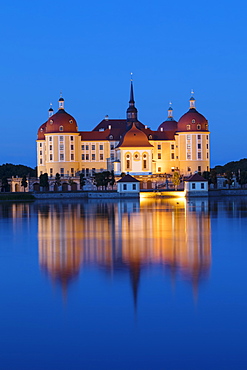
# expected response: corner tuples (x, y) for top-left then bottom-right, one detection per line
(21, 175), (28, 192)
(39, 173), (49, 191)
(80, 173), (86, 189)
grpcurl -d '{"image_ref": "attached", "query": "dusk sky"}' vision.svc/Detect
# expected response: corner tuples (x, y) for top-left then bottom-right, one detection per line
(1, 0), (246, 168)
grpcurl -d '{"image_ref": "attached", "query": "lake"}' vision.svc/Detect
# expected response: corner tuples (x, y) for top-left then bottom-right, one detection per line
(0, 197), (247, 369)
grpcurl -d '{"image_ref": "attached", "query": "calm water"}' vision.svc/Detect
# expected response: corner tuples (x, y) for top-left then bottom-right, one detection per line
(0, 197), (247, 370)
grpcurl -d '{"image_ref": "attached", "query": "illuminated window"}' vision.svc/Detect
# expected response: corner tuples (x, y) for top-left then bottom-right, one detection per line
(187, 153), (191, 159)
(60, 154), (64, 160)
(60, 136), (63, 141)
(143, 160), (147, 169)
(158, 167), (161, 172)
(100, 145), (103, 150)
(92, 145), (95, 150)
(60, 144), (64, 150)
(100, 154), (104, 160)
(187, 125), (191, 130)
(126, 160), (130, 169)
(171, 153), (175, 159)
(158, 153), (161, 159)
(92, 154), (95, 160)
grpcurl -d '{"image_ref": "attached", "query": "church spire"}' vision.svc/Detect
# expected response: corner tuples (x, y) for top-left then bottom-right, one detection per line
(126, 73), (138, 123)
(189, 90), (196, 110)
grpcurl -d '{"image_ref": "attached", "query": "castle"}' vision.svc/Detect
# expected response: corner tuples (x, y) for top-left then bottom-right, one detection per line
(36, 81), (210, 181)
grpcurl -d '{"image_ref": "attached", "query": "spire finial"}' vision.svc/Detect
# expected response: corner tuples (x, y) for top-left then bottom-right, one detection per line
(168, 102), (173, 119)
(189, 90), (196, 109)
(130, 72), (133, 82)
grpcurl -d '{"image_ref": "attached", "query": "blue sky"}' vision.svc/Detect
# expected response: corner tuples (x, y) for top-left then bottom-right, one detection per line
(0, 0), (247, 168)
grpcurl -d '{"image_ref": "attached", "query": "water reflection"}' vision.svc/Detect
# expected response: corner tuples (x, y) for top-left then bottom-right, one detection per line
(34, 198), (212, 300)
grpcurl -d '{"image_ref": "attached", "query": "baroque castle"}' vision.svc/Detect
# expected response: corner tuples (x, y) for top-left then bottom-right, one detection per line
(37, 82), (210, 180)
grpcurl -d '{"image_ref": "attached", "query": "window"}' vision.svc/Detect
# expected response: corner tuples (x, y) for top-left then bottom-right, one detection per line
(187, 167), (191, 172)
(40, 143), (42, 147)
(201, 183), (205, 189)
(71, 154), (74, 160)
(198, 143), (201, 149)
(60, 136), (64, 141)
(86, 154), (89, 160)
(110, 145), (114, 150)
(59, 126), (63, 131)
(70, 136), (74, 141)
(206, 144), (209, 149)
(71, 168), (74, 175)
(92, 145), (95, 150)
(111, 154), (114, 160)
(207, 135), (209, 140)
(158, 167), (161, 172)
(126, 160), (130, 169)
(50, 154), (52, 160)
(100, 154), (104, 160)
(71, 145), (74, 150)
(50, 168), (53, 175)
(81, 145), (85, 150)
(157, 144), (161, 150)
(123, 184), (127, 190)
(207, 152), (209, 159)
(197, 135), (201, 140)
(187, 144), (191, 149)
(198, 166), (201, 172)
(143, 160), (147, 169)
(197, 124), (201, 130)
(40, 151), (42, 155)
(61, 168), (64, 176)
(82, 154), (85, 160)
(171, 144), (174, 150)
(49, 137), (52, 142)
(192, 119), (195, 123)
(40, 159), (42, 164)
(171, 153), (175, 159)
(92, 154), (95, 160)
(158, 153), (161, 159)
(187, 153), (191, 159)
(100, 145), (103, 150)
(187, 135), (191, 140)
(86, 168), (89, 176)
(198, 152), (201, 159)
(86, 145), (89, 150)
(192, 183), (196, 189)
(187, 125), (191, 130)
(60, 154), (64, 160)
(132, 184), (136, 190)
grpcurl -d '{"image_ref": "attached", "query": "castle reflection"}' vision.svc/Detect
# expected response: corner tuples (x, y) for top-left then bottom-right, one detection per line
(35, 198), (212, 299)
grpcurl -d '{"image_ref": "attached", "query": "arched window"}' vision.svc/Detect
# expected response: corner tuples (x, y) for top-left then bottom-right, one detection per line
(197, 124), (201, 130)
(187, 125), (191, 130)
(59, 126), (64, 131)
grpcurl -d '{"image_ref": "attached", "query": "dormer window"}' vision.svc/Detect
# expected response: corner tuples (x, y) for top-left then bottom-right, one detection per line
(197, 124), (201, 130)
(59, 126), (63, 131)
(109, 135), (113, 139)
(149, 135), (152, 139)
(69, 120), (73, 124)
(187, 125), (191, 130)
(49, 120), (53, 125)
(192, 119), (195, 123)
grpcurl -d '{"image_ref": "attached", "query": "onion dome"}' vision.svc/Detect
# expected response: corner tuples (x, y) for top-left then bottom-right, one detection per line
(177, 93), (208, 132)
(116, 123), (153, 148)
(37, 122), (46, 140)
(158, 103), (177, 131)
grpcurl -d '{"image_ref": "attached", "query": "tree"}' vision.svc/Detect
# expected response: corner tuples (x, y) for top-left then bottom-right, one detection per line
(80, 173), (86, 190)
(225, 171), (233, 188)
(93, 171), (111, 190)
(172, 171), (180, 190)
(21, 175), (28, 192)
(1, 177), (10, 192)
(39, 173), (49, 191)
(209, 169), (217, 188)
(109, 170), (115, 190)
(54, 173), (61, 191)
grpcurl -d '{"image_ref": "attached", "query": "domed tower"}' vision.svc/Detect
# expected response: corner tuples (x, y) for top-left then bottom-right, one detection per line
(37, 96), (80, 179)
(158, 103), (177, 132)
(176, 92), (210, 175)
